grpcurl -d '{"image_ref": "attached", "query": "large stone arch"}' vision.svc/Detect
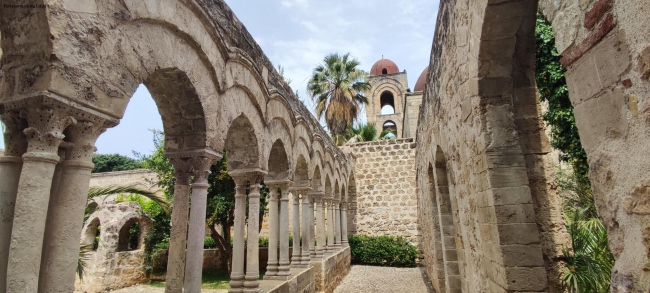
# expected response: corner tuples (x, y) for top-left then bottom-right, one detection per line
(267, 138), (292, 181)
(224, 114), (263, 171)
(416, 0), (650, 292)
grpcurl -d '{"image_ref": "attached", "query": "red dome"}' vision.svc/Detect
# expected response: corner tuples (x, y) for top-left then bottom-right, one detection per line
(414, 67), (429, 92)
(370, 59), (399, 76)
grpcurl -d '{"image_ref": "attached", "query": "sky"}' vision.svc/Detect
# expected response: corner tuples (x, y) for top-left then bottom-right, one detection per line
(0, 0), (440, 156)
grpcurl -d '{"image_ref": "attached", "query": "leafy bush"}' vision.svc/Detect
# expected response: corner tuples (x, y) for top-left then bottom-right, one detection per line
(348, 235), (418, 267)
(204, 237), (217, 249)
(259, 237), (269, 248)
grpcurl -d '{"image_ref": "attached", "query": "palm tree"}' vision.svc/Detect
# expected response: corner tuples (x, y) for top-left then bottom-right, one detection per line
(346, 122), (391, 143)
(307, 53), (371, 136)
(78, 185), (170, 280)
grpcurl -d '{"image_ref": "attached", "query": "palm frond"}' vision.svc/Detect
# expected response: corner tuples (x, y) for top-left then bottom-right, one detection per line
(77, 244), (93, 281)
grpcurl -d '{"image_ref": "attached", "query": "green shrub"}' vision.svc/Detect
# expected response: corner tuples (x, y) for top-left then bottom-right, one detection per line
(259, 236), (269, 248)
(348, 235), (418, 267)
(204, 237), (217, 249)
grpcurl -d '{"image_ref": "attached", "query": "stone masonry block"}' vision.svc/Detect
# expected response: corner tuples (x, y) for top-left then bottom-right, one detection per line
(487, 167), (529, 189)
(496, 223), (541, 245)
(500, 245), (545, 267)
(494, 204), (536, 224)
(504, 267), (548, 291)
(488, 186), (534, 206)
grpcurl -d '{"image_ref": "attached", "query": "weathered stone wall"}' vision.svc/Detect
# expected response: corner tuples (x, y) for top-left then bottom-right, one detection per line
(312, 247), (351, 293)
(415, 0), (650, 292)
(342, 139), (419, 245)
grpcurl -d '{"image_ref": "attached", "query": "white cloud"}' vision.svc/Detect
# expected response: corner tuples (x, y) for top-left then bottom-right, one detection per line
(281, 0), (308, 9)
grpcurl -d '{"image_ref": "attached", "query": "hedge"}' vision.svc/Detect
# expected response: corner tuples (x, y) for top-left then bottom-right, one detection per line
(348, 235), (418, 267)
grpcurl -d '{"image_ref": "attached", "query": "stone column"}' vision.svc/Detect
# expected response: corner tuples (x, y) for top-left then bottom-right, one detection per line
(184, 150), (221, 293)
(334, 199), (342, 249)
(6, 106), (76, 293)
(229, 176), (249, 293)
(277, 181), (293, 276)
(39, 121), (107, 293)
(300, 189), (312, 266)
(290, 190), (302, 267)
(0, 110), (26, 291)
(244, 170), (266, 293)
(164, 157), (193, 293)
(264, 183), (280, 278)
(309, 194), (316, 260)
(314, 193), (325, 259)
(341, 201), (349, 247)
(323, 197), (334, 255)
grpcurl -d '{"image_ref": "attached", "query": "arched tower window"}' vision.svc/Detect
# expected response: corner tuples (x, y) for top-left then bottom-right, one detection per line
(82, 218), (101, 251)
(380, 91), (396, 115)
(381, 68), (388, 75)
(382, 121), (397, 138)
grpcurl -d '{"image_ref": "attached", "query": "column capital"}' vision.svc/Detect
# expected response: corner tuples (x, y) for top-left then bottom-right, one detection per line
(20, 107), (77, 154)
(266, 179), (293, 192)
(230, 168), (267, 186)
(168, 157), (193, 185)
(166, 149), (222, 184)
(63, 121), (107, 162)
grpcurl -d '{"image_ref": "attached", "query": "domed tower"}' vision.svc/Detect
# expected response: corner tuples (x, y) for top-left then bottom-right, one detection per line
(366, 58), (409, 138)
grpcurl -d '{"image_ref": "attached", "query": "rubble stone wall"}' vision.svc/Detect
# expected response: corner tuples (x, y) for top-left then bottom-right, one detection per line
(342, 139), (420, 245)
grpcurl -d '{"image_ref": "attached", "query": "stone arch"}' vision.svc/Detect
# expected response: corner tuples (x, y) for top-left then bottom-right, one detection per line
(380, 90), (397, 115)
(117, 217), (144, 252)
(294, 155), (310, 187)
(382, 120), (398, 137)
(267, 139), (292, 181)
(334, 180), (340, 201)
(369, 80), (405, 116)
(324, 175), (332, 198)
(312, 165), (323, 192)
(434, 147), (463, 293)
(81, 217), (102, 251)
(224, 114), (263, 171)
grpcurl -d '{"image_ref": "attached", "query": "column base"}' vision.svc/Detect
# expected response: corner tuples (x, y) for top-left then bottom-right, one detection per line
(243, 275), (261, 293)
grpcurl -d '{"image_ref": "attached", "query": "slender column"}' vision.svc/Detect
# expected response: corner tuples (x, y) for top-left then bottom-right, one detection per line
(341, 201), (349, 247)
(264, 184), (280, 278)
(334, 199), (342, 249)
(277, 181), (293, 276)
(229, 176), (249, 293)
(0, 110), (26, 290)
(164, 157), (193, 293)
(184, 151), (221, 293)
(7, 106), (76, 293)
(300, 189), (312, 266)
(39, 122), (107, 293)
(290, 191), (301, 267)
(314, 193), (325, 259)
(244, 171), (266, 293)
(324, 198), (334, 255)
(309, 194), (316, 260)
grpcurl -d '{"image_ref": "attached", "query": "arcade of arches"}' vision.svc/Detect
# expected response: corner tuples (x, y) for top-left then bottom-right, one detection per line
(0, 0), (649, 293)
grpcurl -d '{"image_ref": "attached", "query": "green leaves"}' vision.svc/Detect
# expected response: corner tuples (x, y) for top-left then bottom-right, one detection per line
(348, 235), (418, 267)
(307, 53), (371, 136)
(91, 153), (143, 173)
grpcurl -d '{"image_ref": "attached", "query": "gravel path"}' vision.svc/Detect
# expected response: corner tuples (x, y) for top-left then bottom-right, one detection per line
(334, 265), (435, 293)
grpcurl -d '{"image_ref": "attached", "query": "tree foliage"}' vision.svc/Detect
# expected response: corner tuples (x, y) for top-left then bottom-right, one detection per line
(92, 153), (143, 173)
(307, 53), (371, 136)
(535, 15), (589, 188)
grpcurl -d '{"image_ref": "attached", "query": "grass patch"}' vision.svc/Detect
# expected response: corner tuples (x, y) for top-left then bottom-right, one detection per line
(148, 268), (266, 290)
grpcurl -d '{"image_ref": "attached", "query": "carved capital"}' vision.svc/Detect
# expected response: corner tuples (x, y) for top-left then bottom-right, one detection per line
(20, 107), (77, 154)
(63, 121), (107, 161)
(166, 148), (221, 184)
(169, 157), (193, 185)
(1, 110), (28, 157)
(230, 168), (267, 186)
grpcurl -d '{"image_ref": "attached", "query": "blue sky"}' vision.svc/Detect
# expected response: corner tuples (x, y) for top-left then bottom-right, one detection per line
(1, 0), (440, 156)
